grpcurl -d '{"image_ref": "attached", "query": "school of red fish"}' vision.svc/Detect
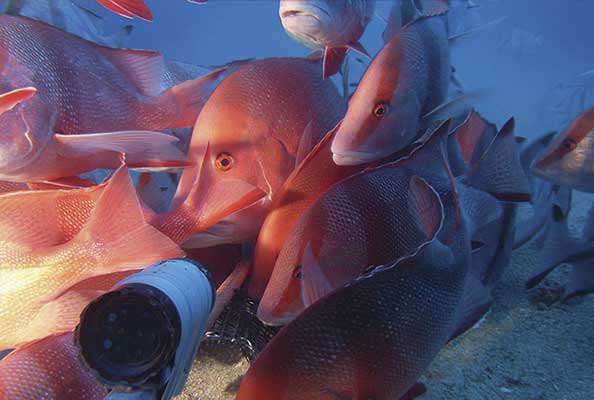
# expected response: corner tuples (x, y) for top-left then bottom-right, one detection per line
(0, 0), (592, 399)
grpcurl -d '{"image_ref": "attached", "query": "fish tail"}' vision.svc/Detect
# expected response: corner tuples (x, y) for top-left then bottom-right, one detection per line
(462, 118), (532, 202)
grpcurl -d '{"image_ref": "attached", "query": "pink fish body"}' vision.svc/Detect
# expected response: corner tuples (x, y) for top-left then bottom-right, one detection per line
(0, 333), (107, 400)
(0, 15), (227, 182)
(0, 166), (184, 348)
(331, 12), (451, 166)
(258, 169), (444, 325)
(157, 58), (345, 247)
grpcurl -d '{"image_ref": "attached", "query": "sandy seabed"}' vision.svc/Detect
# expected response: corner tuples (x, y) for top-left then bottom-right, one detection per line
(177, 192), (594, 400)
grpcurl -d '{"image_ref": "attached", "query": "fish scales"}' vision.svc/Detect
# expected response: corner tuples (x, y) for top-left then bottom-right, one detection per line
(0, 15), (175, 133)
(238, 240), (467, 400)
(0, 333), (106, 400)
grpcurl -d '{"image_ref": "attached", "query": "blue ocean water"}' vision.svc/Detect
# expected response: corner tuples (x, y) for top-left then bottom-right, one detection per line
(82, 0), (594, 138)
(0, 1), (593, 399)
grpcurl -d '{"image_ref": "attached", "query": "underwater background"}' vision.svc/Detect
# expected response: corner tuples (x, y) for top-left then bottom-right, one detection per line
(0, 1), (593, 399)
(84, 0), (594, 139)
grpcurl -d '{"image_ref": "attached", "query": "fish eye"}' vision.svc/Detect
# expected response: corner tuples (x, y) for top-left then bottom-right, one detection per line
(561, 138), (577, 152)
(292, 265), (303, 280)
(373, 103), (389, 118)
(215, 152), (234, 171)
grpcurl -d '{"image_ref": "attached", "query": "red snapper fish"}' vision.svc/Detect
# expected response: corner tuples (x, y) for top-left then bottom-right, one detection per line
(0, 166), (184, 348)
(259, 113), (530, 325)
(0, 333), (107, 400)
(238, 230), (469, 400)
(251, 122), (371, 298)
(258, 168), (444, 325)
(0, 15), (229, 182)
(330, 4), (452, 166)
(155, 57), (346, 246)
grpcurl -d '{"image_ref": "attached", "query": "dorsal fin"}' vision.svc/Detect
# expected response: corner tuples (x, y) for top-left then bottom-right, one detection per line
(95, 46), (166, 96)
(463, 118), (531, 202)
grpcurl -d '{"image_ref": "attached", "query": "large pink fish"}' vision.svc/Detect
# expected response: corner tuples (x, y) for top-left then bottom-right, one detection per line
(0, 333), (107, 400)
(330, 4), (452, 166)
(0, 15), (229, 182)
(257, 166), (445, 326)
(154, 57), (346, 246)
(0, 166), (184, 348)
(238, 228), (470, 400)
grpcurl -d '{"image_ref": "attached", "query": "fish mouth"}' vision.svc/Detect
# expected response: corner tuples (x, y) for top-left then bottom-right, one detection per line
(331, 149), (379, 166)
(530, 156), (551, 180)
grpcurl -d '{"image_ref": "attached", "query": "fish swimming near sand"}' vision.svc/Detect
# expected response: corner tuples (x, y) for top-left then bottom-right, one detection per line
(155, 57), (346, 247)
(279, 0), (375, 78)
(0, 166), (184, 348)
(258, 114), (525, 325)
(0, 332), (107, 400)
(0, 15), (232, 182)
(239, 226), (470, 400)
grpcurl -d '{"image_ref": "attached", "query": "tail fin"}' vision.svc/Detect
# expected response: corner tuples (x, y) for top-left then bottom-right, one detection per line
(448, 16), (508, 47)
(72, 166), (184, 279)
(563, 260), (594, 301)
(449, 274), (492, 341)
(462, 118), (531, 202)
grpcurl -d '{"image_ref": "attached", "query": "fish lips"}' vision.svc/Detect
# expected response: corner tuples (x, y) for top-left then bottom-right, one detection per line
(279, 2), (330, 22)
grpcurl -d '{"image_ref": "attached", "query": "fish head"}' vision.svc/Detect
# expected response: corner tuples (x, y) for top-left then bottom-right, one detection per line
(0, 97), (52, 175)
(181, 97), (296, 246)
(279, 0), (371, 49)
(531, 109), (594, 192)
(257, 215), (324, 326)
(331, 66), (419, 165)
